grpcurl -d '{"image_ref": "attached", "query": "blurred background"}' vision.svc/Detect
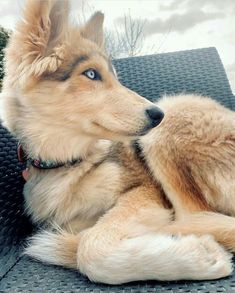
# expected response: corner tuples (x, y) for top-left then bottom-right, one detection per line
(0, 0), (234, 92)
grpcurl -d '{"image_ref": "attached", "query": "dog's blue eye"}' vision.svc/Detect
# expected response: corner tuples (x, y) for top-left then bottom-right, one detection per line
(82, 69), (101, 81)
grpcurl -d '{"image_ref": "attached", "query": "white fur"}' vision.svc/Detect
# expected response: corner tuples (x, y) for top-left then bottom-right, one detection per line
(25, 231), (233, 284)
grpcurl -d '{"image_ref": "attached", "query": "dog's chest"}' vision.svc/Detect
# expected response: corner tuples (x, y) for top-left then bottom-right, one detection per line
(24, 160), (122, 228)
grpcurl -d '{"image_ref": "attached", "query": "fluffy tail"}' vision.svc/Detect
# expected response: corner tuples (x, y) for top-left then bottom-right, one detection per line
(24, 230), (79, 269)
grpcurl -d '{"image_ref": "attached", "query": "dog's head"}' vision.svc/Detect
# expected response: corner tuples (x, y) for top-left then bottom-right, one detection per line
(1, 0), (164, 160)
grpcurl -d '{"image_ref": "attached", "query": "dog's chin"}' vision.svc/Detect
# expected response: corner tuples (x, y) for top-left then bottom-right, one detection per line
(134, 123), (157, 137)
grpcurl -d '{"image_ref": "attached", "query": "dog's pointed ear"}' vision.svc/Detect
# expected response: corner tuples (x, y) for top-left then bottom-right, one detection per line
(81, 12), (104, 47)
(10, 0), (69, 76)
(22, 0), (69, 52)
(46, 0), (69, 51)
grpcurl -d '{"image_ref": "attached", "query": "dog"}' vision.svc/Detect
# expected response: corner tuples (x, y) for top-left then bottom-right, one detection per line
(0, 0), (235, 285)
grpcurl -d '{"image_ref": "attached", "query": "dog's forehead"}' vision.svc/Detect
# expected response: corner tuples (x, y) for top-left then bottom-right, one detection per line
(97, 53), (116, 76)
(71, 51), (116, 76)
(69, 34), (116, 76)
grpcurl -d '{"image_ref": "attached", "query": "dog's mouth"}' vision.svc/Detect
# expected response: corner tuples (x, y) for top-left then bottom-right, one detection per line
(91, 121), (155, 138)
(92, 122), (134, 137)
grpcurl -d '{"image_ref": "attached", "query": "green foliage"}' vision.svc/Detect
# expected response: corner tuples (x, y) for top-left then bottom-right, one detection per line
(0, 26), (11, 88)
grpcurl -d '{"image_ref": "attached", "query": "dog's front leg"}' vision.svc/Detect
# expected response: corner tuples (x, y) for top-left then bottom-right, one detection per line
(160, 211), (235, 252)
(25, 187), (233, 284)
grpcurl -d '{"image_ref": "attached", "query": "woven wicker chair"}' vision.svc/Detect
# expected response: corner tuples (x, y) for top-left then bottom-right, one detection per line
(0, 47), (234, 292)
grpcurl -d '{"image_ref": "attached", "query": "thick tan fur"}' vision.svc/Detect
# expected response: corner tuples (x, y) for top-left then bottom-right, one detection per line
(1, 0), (235, 285)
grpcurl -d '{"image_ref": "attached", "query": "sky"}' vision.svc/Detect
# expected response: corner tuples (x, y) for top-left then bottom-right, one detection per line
(0, 0), (235, 93)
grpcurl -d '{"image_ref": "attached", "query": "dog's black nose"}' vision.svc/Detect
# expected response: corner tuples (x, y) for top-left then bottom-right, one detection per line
(145, 107), (164, 127)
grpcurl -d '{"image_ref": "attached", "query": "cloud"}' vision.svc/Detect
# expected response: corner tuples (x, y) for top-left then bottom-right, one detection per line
(115, 1), (225, 37)
(154, 0), (233, 36)
(159, 0), (188, 11)
(143, 9), (224, 36)
(160, 0), (235, 13)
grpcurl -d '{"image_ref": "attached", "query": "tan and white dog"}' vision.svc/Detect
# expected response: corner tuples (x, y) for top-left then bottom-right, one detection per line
(0, 0), (235, 285)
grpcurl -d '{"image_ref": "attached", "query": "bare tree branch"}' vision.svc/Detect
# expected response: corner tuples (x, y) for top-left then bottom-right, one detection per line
(72, 1), (148, 59)
(122, 11), (146, 57)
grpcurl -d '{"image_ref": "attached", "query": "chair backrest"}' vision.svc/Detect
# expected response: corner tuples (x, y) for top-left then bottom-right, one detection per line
(113, 47), (235, 110)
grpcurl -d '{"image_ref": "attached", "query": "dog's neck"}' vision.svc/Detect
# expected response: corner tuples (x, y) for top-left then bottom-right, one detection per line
(22, 133), (95, 162)
(21, 134), (112, 173)
(15, 108), (112, 166)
